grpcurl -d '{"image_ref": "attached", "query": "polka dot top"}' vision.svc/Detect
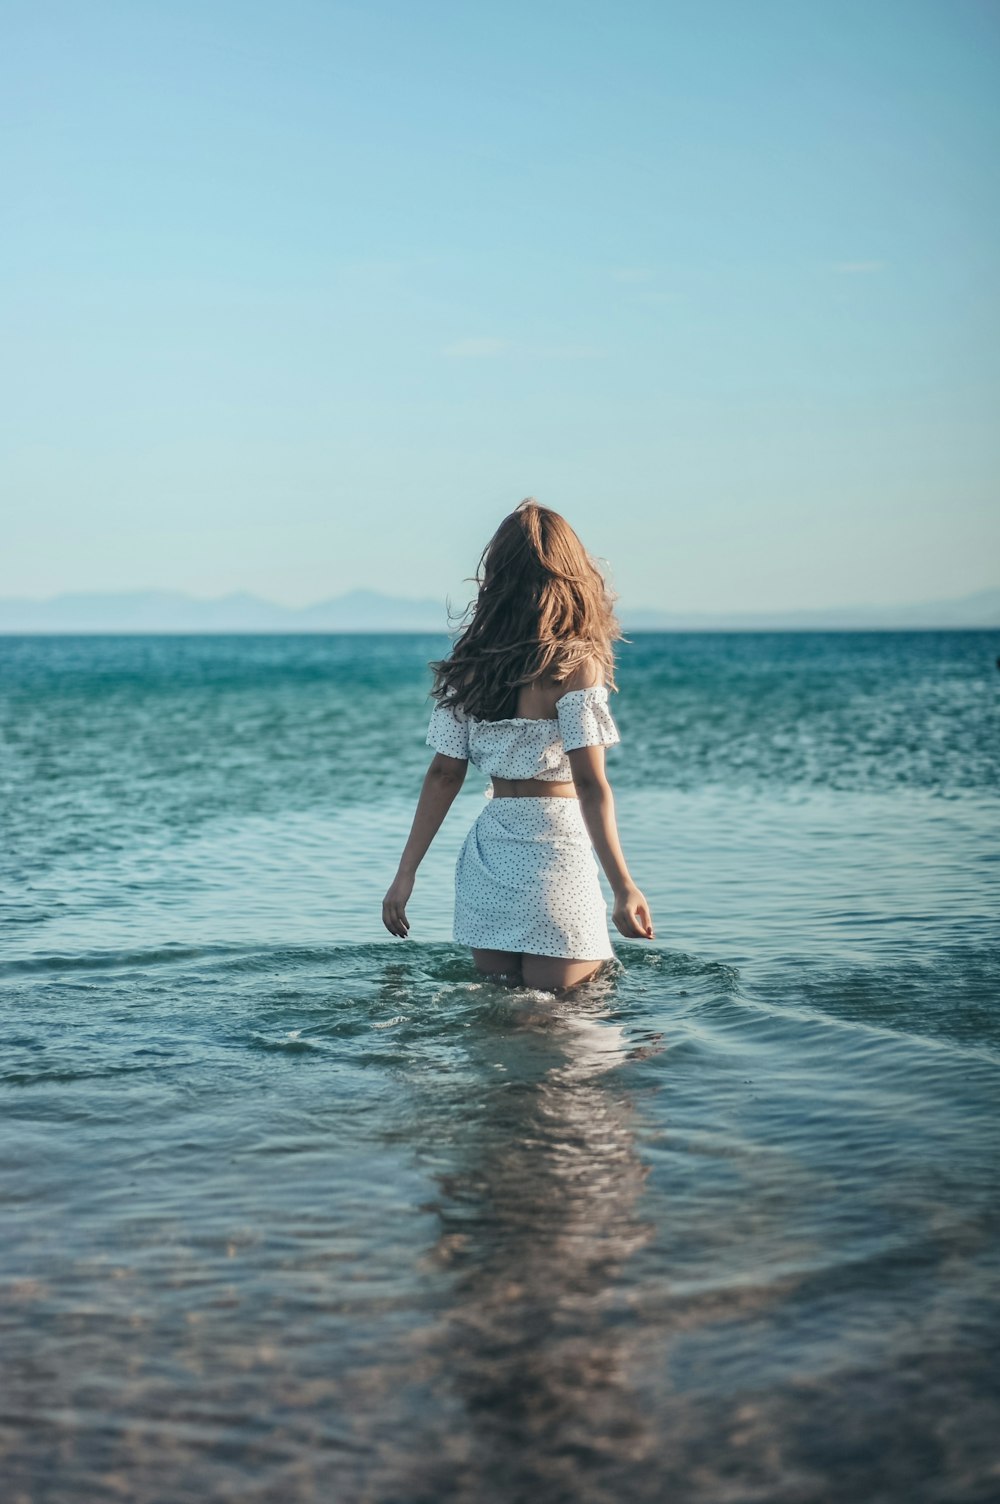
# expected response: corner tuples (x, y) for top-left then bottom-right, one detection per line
(425, 685), (620, 782)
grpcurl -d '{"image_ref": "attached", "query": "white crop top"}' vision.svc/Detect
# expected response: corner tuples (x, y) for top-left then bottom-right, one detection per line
(425, 684), (620, 787)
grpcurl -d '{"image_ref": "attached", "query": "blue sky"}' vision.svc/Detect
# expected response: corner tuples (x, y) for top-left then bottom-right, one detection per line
(3, 0), (998, 612)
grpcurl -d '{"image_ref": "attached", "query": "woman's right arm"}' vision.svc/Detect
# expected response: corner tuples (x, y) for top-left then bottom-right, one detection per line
(566, 743), (654, 941)
(382, 752), (467, 938)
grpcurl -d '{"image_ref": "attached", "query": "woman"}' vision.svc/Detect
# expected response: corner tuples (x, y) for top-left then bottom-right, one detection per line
(382, 500), (654, 991)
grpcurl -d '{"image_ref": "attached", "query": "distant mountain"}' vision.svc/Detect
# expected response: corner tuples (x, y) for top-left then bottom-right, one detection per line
(0, 586), (996, 633)
(0, 588), (449, 633)
(620, 587), (1000, 632)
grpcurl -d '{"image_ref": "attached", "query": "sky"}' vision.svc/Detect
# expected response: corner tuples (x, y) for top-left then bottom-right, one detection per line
(3, 0), (998, 613)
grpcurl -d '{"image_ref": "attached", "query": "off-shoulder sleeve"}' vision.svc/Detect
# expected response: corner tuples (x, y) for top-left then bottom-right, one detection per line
(556, 685), (620, 752)
(426, 698), (470, 759)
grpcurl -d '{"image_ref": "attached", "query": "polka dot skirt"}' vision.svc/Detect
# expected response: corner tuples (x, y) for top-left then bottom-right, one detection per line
(454, 796), (615, 960)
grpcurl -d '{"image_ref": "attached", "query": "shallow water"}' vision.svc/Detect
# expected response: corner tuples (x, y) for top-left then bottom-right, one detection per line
(1, 632), (998, 1502)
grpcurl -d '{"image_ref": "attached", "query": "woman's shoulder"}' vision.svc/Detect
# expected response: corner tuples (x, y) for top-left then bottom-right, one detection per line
(554, 657), (608, 697)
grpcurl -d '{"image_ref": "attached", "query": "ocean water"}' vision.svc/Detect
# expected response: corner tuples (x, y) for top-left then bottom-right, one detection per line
(1, 630), (998, 1504)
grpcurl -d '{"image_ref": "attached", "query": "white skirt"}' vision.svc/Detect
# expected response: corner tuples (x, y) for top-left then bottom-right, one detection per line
(453, 796), (614, 961)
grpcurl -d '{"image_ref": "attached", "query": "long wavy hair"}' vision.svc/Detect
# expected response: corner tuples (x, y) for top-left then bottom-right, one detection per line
(428, 499), (625, 722)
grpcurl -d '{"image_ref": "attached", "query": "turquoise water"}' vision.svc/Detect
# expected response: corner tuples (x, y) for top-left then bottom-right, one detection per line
(2, 631), (998, 1503)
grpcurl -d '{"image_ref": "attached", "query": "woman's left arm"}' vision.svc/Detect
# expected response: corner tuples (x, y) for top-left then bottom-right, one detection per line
(382, 753), (468, 937)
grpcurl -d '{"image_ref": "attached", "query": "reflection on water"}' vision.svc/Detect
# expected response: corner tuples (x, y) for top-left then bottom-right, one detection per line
(411, 976), (660, 1500)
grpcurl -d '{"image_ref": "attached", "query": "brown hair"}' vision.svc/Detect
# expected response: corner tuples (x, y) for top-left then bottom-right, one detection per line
(428, 498), (624, 721)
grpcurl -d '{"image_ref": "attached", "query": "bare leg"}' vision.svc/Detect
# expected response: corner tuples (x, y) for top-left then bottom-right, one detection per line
(471, 948), (523, 986)
(521, 953), (605, 992)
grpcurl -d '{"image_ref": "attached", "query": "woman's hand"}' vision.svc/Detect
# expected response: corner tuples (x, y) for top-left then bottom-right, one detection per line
(382, 872), (414, 938)
(613, 885), (654, 940)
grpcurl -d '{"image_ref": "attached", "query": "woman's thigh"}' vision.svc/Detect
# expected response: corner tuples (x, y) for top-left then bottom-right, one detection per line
(471, 948), (523, 984)
(521, 953), (604, 991)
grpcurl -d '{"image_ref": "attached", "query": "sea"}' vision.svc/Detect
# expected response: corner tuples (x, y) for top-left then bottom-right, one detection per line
(1, 630), (998, 1504)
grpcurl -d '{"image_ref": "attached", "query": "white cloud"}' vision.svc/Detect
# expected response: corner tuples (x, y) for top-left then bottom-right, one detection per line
(531, 343), (604, 360)
(830, 260), (886, 275)
(441, 338), (512, 358)
(441, 338), (602, 360)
